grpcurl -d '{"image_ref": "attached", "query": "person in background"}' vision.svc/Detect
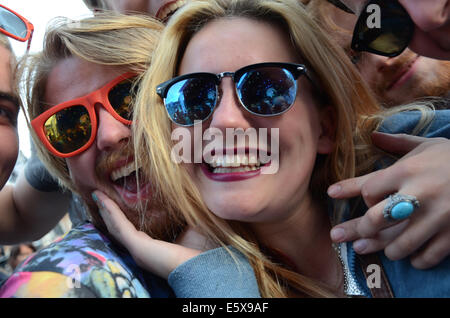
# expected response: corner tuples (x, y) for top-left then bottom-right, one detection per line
(0, 0), (188, 245)
(82, 0), (188, 21)
(305, 0), (450, 269)
(7, 243), (36, 271)
(333, 0), (450, 60)
(308, 0), (450, 107)
(0, 32), (19, 194)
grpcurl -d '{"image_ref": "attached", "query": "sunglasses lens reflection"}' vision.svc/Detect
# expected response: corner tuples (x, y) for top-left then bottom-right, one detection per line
(165, 77), (217, 126)
(237, 67), (297, 115)
(44, 105), (92, 154)
(353, 1), (414, 56)
(108, 78), (136, 121)
(0, 6), (27, 40)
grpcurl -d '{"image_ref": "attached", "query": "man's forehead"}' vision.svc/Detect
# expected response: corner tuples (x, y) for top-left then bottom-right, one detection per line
(45, 56), (127, 106)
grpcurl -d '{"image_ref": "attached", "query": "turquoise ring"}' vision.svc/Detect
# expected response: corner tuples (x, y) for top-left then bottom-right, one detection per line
(383, 193), (420, 221)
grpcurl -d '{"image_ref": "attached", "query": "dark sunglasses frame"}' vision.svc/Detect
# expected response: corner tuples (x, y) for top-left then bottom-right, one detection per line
(327, 0), (414, 57)
(351, 0), (414, 57)
(156, 62), (314, 126)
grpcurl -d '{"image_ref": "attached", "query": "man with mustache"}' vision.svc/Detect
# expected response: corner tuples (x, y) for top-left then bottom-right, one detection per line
(0, 0), (190, 245)
(334, 0), (450, 60)
(0, 14), (258, 298)
(307, 0), (450, 270)
(311, 0), (450, 107)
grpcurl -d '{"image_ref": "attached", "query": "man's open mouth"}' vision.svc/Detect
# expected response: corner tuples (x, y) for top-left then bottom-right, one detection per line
(110, 161), (151, 205)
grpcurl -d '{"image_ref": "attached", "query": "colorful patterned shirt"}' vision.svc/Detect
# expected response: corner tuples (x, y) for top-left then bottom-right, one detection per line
(0, 223), (174, 298)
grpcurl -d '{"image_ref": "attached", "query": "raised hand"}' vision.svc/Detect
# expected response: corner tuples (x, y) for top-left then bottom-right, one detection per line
(328, 132), (450, 269)
(92, 190), (203, 279)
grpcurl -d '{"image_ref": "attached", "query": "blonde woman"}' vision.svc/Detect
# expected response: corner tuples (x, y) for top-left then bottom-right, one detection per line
(96, 0), (450, 297)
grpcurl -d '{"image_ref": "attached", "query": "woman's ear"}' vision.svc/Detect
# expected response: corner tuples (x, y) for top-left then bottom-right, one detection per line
(317, 105), (336, 154)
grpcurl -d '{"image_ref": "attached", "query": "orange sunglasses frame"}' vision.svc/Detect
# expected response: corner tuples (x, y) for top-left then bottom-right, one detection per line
(0, 4), (34, 51)
(31, 72), (136, 158)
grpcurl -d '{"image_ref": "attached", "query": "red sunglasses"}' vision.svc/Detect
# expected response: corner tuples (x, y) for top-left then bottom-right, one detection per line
(0, 4), (34, 51)
(31, 72), (138, 158)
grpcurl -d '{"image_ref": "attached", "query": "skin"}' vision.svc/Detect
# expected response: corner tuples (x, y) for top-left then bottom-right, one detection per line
(43, 56), (156, 235)
(8, 244), (35, 270)
(0, 42), (72, 245)
(339, 0), (450, 59)
(0, 0), (189, 245)
(0, 45), (19, 191)
(327, 3), (450, 106)
(98, 18), (347, 293)
(96, 7), (450, 289)
(329, 133), (450, 270)
(102, 0), (187, 19)
(323, 1), (450, 269)
(181, 19), (334, 224)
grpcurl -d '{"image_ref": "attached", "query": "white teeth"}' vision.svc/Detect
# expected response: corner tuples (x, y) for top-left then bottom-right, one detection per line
(213, 166), (259, 174)
(111, 162), (140, 182)
(207, 153), (261, 171)
(158, 0), (187, 20)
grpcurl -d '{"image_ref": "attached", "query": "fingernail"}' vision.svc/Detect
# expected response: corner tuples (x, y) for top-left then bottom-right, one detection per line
(327, 184), (341, 197)
(353, 239), (367, 253)
(91, 192), (105, 210)
(330, 228), (345, 242)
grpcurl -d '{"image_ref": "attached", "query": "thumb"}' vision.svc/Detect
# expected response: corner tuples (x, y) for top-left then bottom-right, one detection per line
(92, 190), (138, 249)
(371, 131), (427, 155)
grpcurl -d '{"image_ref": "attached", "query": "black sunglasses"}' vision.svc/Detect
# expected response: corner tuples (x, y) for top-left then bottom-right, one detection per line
(328, 0), (414, 57)
(156, 62), (313, 127)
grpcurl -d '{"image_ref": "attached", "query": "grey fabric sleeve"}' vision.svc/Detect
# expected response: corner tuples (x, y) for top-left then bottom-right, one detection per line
(24, 145), (61, 192)
(168, 246), (261, 298)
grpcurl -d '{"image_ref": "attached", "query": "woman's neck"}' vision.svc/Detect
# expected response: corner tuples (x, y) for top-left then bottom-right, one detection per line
(251, 193), (344, 292)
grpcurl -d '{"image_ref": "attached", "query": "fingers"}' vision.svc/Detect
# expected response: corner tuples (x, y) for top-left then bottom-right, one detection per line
(384, 213), (442, 262)
(92, 190), (138, 249)
(371, 132), (428, 156)
(327, 172), (375, 199)
(330, 196), (405, 244)
(410, 229), (450, 269)
(328, 134), (442, 205)
(92, 190), (202, 279)
(351, 221), (409, 254)
(331, 214), (409, 244)
(328, 169), (400, 207)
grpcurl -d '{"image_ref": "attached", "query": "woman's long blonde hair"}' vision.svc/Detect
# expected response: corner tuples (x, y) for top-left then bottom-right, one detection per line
(131, 0), (390, 297)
